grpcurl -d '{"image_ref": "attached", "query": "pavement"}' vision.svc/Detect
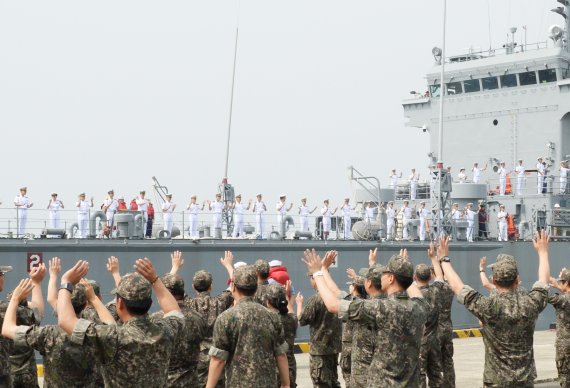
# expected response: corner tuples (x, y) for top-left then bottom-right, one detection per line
(295, 330), (559, 388)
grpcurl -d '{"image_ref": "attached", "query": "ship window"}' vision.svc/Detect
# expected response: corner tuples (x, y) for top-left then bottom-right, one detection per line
(430, 84), (441, 97)
(563, 65), (570, 79)
(463, 79), (481, 93)
(538, 68), (557, 83)
(519, 71), (537, 86)
(446, 82), (463, 95)
(500, 74), (517, 88)
(482, 77), (499, 90)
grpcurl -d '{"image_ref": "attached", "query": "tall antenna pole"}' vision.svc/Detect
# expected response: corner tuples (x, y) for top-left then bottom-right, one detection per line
(224, 27), (239, 179)
(437, 0), (447, 236)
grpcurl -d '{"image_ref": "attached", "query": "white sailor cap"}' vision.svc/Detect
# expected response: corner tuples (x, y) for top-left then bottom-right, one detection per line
(79, 192), (86, 197)
(279, 194), (286, 198)
(165, 193), (173, 197)
(301, 197), (307, 201)
(0, 265), (13, 274)
(460, 167), (465, 171)
(555, 203), (561, 208)
(256, 193), (262, 197)
(234, 261), (247, 269)
(269, 260), (282, 267)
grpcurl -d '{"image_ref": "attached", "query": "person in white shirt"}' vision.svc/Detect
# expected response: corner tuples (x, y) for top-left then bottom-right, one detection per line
(399, 200), (413, 240)
(514, 160), (526, 196)
(364, 201), (376, 223)
(417, 201), (430, 241)
(409, 169), (420, 200)
(186, 195), (205, 238)
(385, 201), (396, 240)
(389, 169), (402, 190)
(497, 204), (508, 242)
(472, 162), (487, 184)
(103, 190), (119, 228)
(451, 202), (463, 222)
(537, 157), (546, 194)
(162, 193), (176, 235)
(464, 203), (476, 242)
(298, 197), (317, 233)
(231, 194), (251, 238)
(14, 187), (33, 237)
(457, 168), (467, 184)
(46, 192), (64, 230)
(320, 199), (337, 240)
(559, 162), (569, 194)
(208, 193), (226, 238)
(340, 198), (354, 240)
(276, 195), (293, 237)
(76, 193), (93, 238)
(136, 191), (149, 236)
(497, 162), (509, 196)
(252, 193), (267, 239)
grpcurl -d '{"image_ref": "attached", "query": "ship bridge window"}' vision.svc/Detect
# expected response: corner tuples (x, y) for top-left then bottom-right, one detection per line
(563, 65), (570, 79)
(519, 71), (537, 86)
(500, 74), (518, 88)
(482, 76), (499, 90)
(538, 68), (557, 83)
(446, 81), (463, 95)
(430, 84), (441, 97)
(463, 79), (481, 93)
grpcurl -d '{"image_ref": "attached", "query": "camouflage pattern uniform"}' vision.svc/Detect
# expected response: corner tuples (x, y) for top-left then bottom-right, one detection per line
(431, 278), (455, 387)
(153, 273), (207, 388)
(10, 301), (40, 388)
(71, 273), (185, 387)
(338, 256), (428, 387)
(0, 300), (13, 388)
(340, 276), (365, 386)
(185, 270), (233, 388)
(457, 257), (549, 387)
(13, 285), (98, 388)
(209, 265), (288, 388)
(299, 291), (342, 388)
(254, 259), (270, 304)
(548, 269), (570, 388)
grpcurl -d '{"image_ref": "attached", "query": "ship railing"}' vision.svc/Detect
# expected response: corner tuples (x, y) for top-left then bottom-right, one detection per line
(542, 209), (570, 240)
(442, 40), (550, 64)
(472, 174), (570, 198)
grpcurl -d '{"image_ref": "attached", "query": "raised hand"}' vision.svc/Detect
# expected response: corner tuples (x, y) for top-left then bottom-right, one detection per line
(80, 279), (97, 303)
(11, 278), (34, 302)
(479, 257), (487, 271)
(29, 263), (47, 284)
(399, 248), (409, 261)
(321, 250), (337, 269)
(427, 243), (436, 260)
(61, 260), (89, 285)
(533, 230), (549, 255)
(134, 258), (158, 283)
(285, 280), (292, 298)
(106, 256), (120, 275)
(302, 249), (322, 274)
(171, 250), (184, 274)
(346, 268), (357, 280)
(295, 292), (304, 306)
(49, 257), (61, 278)
(220, 251), (234, 269)
(438, 236), (450, 258)
(368, 248), (378, 267)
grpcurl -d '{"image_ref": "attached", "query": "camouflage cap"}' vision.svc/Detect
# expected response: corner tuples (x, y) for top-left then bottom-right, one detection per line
(387, 255), (414, 279)
(347, 273), (365, 286)
(415, 264), (432, 281)
(495, 253), (516, 264)
(254, 259), (270, 278)
(491, 259), (518, 283)
(558, 268), (570, 283)
(265, 283), (286, 301)
(112, 273), (152, 302)
(358, 265), (385, 286)
(232, 265), (258, 290)
(0, 266), (13, 274)
(161, 273), (185, 296)
(192, 270), (213, 290)
(71, 284), (87, 309)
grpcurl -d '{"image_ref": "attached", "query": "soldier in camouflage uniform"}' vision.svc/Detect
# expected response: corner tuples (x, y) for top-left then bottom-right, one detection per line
(437, 233), (550, 387)
(207, 265), (290, 388)
(302, 249), (428, 387)
(153, 273), (207, 387)
(414, 264), (443, 388)
(0, 265), (14, 388)
(549, 268), (570, 388)
(56, 258), (185, 387)
(254, 259), (270, 304)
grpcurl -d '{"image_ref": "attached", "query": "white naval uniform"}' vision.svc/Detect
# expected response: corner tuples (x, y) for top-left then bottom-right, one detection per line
(299, 206), (310, 233)
(364, 207), (375, 223)
(187, 203), (200, 238)
(341, 204), (353, 239)
(211, 201), (224, 230)
(515, 165), (526, 195)
(537, 163), (545, 194)
(418, 207), (430, 241)
(389, 174), (399, 190)
(472, 167), (482, 184)
(498, 167), (507, 195)
(48, 200), (63, 229)
(497, 210), (508, 241)
(276, 201), (288, 236)
(457, 172), (467, 184)
(452, 209), (462, 221)
(409, 174), (419, 200)
(401, 206), (413, 240)
(253, 201), (266, 238)
(136, 197), (149, 234)
(14, 195), (31, 237)
(386, 207), (396, 240)
(465, 209), (476, 242)
(162, 201), (175, 234)
(104, 198), (119, 226)
(321, 206), (333, 237)
(77, 200), (91, 238)
(560, 167), (569, 194)
(232, 203), (246, 237)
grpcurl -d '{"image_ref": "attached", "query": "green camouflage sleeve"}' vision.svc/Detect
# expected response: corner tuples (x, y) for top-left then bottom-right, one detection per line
(298, 295), (318, 326)
(339, 299), (380, 324)
(457, 285), (489, 322)
(209, 312), (231, 361)
(14, 325), (50, 354)
(71, 318), (119, 365)
(549, 293), (568, 308)
(528, 282), (549, 313)
(271, 313), (288, 356)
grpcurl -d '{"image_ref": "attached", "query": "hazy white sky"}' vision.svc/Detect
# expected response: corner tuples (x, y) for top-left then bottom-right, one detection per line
(0, 0), (562, 209)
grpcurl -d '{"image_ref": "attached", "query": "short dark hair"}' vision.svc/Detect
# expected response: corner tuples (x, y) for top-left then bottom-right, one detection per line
(494, 277), (517, 288)
(354, 284), (367, 297)
(117, 296), (152, 315)
(72, 301), (87, 315)
(236, 285), (256, 296)
(394, 274), (413, 289)
(193, 283), (210, 293)
(368, 277), (381, 290)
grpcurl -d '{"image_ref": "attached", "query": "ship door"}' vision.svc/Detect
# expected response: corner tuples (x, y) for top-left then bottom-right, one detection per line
(561, 112), (570, 163)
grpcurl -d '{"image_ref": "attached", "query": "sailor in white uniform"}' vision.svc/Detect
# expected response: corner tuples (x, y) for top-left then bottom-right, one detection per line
(103, 190), (119, 228)
(457, 168), (467, 184)
(186, 195), (205, 238)
(208, 193), (225, 238)
(276, 195), (293, 237)
(537, 157), (546, 194)
(389, 169), (402, 190)
(76, 193), (93, 238)
(472, 162), (487, 184)
(514, 160), (526, 196)
(399, 200), (413, 240)
(136, 191), (149, 236)
(320, 199), (337, 240)
(497, 162), (509, 195)
(162, 193), (176, 235)
(231, 194), (251, 238)
(252, 193), (267, 239)
(47, 192), (64, 230)
(451, 203), (462, 221)
(409, 169), (419, 200)
(559, 162), (569, 194)
(14, 187), (33, 237)
(364, 202), (376, 223)
(298, 197), (316, 233)
(464, 203), (476, 242)
(497, 204), (508, 242)
(340, 198), (354, 239)
(418, 201), (430, 242)
(386, 201), (396, 240)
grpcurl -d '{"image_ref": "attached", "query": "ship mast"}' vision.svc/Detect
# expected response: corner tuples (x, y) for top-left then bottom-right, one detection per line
(436, 0), (448, 239)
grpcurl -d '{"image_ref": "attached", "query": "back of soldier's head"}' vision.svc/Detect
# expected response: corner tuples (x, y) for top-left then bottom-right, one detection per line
(415, 264), (432, 282)
(359, 266), (382, 291)
(265, 284), (288, 315)
(491, 256), (519, 288)
(254, 259), (270, 280)
(232, 265), (258, 296)
(387, 255), (414, 289)
(161, 273), (185, 299)
(113, 273), (153, 316)
(71, 284), (88, 315)
(193, 270), (213, 292)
